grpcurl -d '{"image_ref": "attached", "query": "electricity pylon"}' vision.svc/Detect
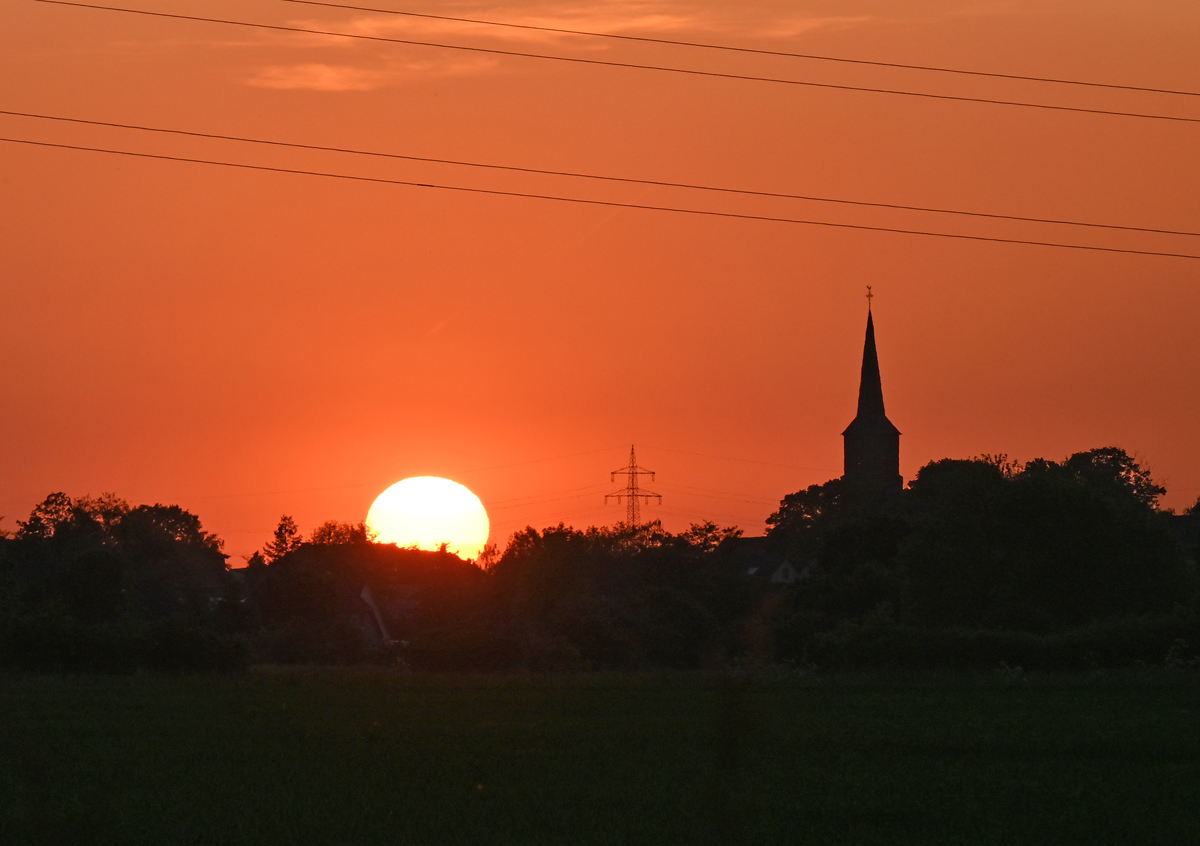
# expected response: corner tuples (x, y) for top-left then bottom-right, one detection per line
(605, 444), (661, 526)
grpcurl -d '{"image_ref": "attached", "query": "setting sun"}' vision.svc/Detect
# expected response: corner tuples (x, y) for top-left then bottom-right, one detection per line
(366, 477), (490, 560)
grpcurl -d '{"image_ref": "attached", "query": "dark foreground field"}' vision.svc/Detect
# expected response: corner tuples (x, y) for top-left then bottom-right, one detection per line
(1, 669), (1198, 845)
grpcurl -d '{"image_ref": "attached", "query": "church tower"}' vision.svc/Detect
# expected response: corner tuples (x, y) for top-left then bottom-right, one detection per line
(842, 303), (902, 495)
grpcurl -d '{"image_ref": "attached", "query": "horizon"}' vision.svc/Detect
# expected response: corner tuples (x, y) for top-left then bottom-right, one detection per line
(3, 0), (1198, 560)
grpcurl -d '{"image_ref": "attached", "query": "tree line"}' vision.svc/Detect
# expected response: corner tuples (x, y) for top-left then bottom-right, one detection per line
(1, 447), (1197, 672)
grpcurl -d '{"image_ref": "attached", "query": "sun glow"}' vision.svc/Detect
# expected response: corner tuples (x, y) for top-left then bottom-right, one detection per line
(366, 477), (490, 559)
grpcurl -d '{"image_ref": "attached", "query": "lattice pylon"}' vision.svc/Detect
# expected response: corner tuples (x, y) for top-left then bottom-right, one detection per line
(605, 445), (661, 526)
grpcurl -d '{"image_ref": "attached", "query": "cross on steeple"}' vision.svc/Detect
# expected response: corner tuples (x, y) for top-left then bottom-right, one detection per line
(866, 286), (873, 309)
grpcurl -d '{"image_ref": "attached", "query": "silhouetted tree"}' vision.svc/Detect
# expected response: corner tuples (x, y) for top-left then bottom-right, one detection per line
(263, 515), (303, 562)
(483, 521), (745, 669)
(678, 521), (742, 553)
(898, 451), (1190, 629)
(15, 492), (76, 540)
(475, 543), (501, 570)
(111, 504), (228, 620)
(310, 520), (374, 545)
(0, 493), (241, 671)
(766, 478), (845, 540)
(1063, 446), (1166, 508)
(15, 492), (128, 545)
(115, 504), (222, 553)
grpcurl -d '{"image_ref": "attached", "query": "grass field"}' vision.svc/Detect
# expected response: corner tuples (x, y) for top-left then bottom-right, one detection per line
(1, 668), (1198, 845)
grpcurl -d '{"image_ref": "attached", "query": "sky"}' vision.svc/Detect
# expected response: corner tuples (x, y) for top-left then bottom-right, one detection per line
(2, 0), (1198, 561)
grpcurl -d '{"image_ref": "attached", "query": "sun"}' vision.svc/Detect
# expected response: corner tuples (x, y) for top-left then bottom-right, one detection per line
(366, 477), (490, 559)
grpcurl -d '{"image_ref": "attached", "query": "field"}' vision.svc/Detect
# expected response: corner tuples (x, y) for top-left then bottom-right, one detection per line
(2, 668), (1198, 845)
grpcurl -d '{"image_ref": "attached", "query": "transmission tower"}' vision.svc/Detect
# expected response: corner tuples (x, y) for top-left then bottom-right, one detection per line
(605, 444), (661, 526)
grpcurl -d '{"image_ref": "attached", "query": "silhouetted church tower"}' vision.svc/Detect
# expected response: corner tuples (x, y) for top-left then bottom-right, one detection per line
(842, 294), (902, 495)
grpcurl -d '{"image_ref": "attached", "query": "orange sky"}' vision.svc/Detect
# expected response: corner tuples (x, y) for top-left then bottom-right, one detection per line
(2, 0), (1198, 561)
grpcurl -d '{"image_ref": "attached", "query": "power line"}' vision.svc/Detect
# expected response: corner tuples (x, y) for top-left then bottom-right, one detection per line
(657, 484), (768, 504)
(116, 448), (623, 501)
(489, 494), (601, 513)
(486, 483), (610, 507)
(643, 445), (837, 472)
(6, 108), (1196, 239)
(655, 504), (752, 527)
(6, 136), (1199, 260)
(284, 0), (1200, 100)
(489, 490), (609, 512)
(655, 482), (779, 506)
(488, 503), (614, 531)
(34, 1), (1200, 126)
(450, 445), (621, 475)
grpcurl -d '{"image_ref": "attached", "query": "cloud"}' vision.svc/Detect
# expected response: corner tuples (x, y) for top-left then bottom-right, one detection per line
(748, 15), (878, 39)
(245, 57), (498, 91)
(95, 0), (891, 65)
(279, 2), (888, 51)
(283, 10), (698, 49)
(244, 1), (885, 90)
(947, 1), (1053, 19)
(246, 63), (393, 91)
(283, 0), (809, 48)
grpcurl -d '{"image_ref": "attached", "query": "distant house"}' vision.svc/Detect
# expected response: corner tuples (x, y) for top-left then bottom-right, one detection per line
(256, 541), (486, 651)
(720, 536), (810, 586)
(768, 560), (810, 584)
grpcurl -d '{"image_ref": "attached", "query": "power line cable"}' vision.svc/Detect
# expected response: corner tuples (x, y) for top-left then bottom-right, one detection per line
(488, 504), (613, 531)
(6, 135), (1199, 260)
(655, 482), (779, 505)
(7, 108), (1196, 238)
(489, 492), (604, 512)
(655, 486), (777, 507)
(655, 505), (751, 526)
(33, 1), (1200, 125)
(643, 445), (836, 472)
(122, 447), (621, 501)
(486, 483), (610, 507)
(283, 0), (1200, 99)
(450, 445), (620, 475)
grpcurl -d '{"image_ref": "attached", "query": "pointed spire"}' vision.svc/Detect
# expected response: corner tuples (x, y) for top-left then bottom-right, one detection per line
(843, 299), (901, 495)
(842, 305), (899, 439)
(856, 310), (886, 418)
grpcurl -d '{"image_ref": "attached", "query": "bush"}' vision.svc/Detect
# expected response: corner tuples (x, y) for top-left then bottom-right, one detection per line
(799, 613), (1200, 671)
(0, 606), (247, 673)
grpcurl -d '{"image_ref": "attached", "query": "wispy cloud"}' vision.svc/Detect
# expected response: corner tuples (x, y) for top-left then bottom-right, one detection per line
(948, 0), (1048, 17)
(94, 0), (893, 63)
(747, 15), (878, 39)
(283, 1), (879, 46)
(246, 57), (498, 91)
(242, 1), (884, 91)
(246, 63), (392, 91)
(283, 7), (703, 48)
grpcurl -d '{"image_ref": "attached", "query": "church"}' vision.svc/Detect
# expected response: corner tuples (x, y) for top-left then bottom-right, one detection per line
(842, 302), (902, 496)
(726, 299), (902, 584)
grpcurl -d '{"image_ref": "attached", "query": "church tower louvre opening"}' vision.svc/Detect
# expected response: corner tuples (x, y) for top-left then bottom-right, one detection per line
(842, 301), (902, 496)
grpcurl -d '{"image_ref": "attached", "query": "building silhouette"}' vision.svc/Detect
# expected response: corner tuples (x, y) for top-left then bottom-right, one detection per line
(842, 307), (902, 495)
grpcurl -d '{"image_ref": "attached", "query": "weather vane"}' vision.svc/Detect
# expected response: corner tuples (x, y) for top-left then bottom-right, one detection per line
(866, 285), (873, 309)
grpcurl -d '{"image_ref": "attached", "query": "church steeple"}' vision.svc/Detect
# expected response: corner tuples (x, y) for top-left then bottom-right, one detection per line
(842, 300), (902, 495)
(855, 309), (887, 419)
